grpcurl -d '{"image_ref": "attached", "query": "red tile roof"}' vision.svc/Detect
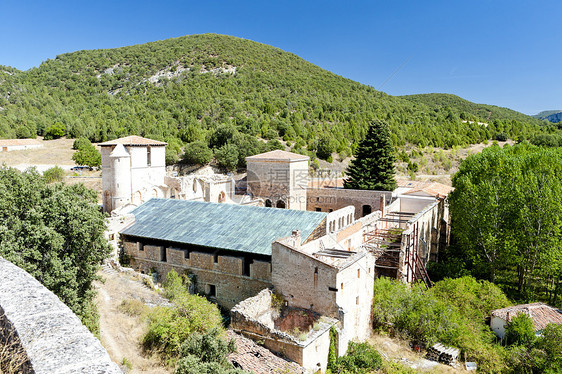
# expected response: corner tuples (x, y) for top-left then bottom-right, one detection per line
(491, 303), (562, 331)
(401, 181), (453, 199)
(246, 150), (309, 162)
(99, 135), (167, 146)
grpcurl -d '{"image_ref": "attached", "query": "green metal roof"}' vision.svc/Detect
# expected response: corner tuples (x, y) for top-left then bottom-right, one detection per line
(121, 199), (327, 256)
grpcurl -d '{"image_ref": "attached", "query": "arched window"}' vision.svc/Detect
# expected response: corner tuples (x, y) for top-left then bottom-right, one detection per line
(218, 191), (226, 203)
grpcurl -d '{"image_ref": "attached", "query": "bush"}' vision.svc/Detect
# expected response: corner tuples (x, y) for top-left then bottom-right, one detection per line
(42, 166), (65, 183)
(73, 137), (91, 150)
(494, 132), (508, 141)
(372, 277), (508, 372)
(174, 328), (250, 374)
(214, 144), (239, 171)
(505, 313), (536, 346)
(329, 341), (382, 374)
(118, 299), (148, 317)
(44, 122), (66, 140)
(182, 141), (213, 165)
(143, 270), (223, 358)
(72, 142), (101, 168)
(317, 135), (336, 160)
(506, 323), (562, 373)
(15, 126), (32, 139)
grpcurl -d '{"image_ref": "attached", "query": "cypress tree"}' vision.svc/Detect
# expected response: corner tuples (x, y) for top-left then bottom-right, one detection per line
(344, 119), (397, 191)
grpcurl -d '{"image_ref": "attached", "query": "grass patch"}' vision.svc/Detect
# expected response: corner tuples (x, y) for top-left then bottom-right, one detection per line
(118, 298), (148, 317)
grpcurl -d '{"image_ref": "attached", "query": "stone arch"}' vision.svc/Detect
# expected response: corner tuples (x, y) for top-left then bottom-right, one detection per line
(276, 200), (286, 209)
(265, 199), (272, 208)
(151, 188), (159, 199)
(134, 190), (142, 205)
(218, 191), (226, 203)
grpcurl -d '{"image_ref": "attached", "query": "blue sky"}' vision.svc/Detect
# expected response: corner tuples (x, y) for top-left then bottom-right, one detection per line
(1, 0), (560, 115)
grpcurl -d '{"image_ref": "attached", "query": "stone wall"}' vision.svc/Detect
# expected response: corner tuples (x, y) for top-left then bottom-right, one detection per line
(231, 289), (338, 373)
(307, 188), (392, 219)
(125, 240), (272, 309)
(271, 241), (339, 317)
(0, 258), (121, 374)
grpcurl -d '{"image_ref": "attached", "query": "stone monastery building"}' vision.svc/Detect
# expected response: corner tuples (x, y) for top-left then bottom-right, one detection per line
(105, 136), (451, 372)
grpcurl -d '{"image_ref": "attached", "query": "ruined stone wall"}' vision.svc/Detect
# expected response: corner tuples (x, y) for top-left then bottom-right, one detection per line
(307, 188), (392, 219)
(0, 258), (121, 374)
(231, 289), (337, 373)
(125, 240), (272, 309)
(271, 241), (339, 317)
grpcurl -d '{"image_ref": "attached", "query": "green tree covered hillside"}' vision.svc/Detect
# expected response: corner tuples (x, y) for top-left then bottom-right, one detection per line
(0, 34), (552, 161)
(400, 93), (544, 125)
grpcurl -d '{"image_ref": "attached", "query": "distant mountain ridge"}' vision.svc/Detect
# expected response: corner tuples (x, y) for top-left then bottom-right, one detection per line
(0, 34), (550, 161)
(545, 112), (562, 123)
(533, 110), (562, 119)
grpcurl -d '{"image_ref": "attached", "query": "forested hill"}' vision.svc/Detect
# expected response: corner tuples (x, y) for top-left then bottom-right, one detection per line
(533, 110), (562, 119)
(0, 34), (550, 162)
(400, 93), (543, 125)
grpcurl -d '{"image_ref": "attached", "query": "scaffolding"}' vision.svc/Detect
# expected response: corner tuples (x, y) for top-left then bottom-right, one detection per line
(363, 212), (432, 288)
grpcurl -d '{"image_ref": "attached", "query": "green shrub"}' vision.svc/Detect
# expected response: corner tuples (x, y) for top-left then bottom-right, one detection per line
(15, 126), (32, 139)
(44, 122), (66, 140)
(214, 143), (239, 171)
(506, 323), (562, 373)
(142, 270), (223, 358)
(73, 137), (91, 150)
(72, 139), (101, 168)
(42, 166), (65, 183)
(182, 141), (213, 165)
(330, 341), (382, 374)
(118, 299), (148, 317)
(505, 313), (536, 346)
(372, 277), (508, 372)
(174, 328), (250, 374)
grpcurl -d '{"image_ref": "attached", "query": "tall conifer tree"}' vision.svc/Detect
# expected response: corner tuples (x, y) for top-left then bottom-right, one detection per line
(344, 119), (397, 191)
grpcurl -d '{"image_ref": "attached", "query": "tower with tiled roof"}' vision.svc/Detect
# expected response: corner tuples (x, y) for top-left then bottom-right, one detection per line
(246, 150), (310, 210)
(100, 136), (167, 213)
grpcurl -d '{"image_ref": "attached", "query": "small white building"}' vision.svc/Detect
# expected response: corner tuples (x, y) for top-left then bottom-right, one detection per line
(490, 302), (562, 338)
(100, 135), (236, 214)
(0, 138), (43, 152)
(100, 136), (168, 213)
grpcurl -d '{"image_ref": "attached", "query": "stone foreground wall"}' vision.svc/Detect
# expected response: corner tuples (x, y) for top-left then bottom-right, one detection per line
(0, 258), (121, 374)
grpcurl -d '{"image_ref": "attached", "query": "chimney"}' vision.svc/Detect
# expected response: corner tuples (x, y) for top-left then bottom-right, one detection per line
(292, 230), (302, 247)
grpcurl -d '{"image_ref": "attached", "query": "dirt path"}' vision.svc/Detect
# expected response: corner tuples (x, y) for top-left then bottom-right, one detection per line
(95, 266), (172, 374)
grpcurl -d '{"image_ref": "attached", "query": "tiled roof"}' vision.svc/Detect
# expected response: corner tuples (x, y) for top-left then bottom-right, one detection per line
(226, 330), (304, 374)
(99, 135), (167, 146)
(121, 199), (327, 256)
(401, 181), (453, 198)
(491, 302), (562, 331)
(246, 150), (310, 162)
(0, 138), (42, 146)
